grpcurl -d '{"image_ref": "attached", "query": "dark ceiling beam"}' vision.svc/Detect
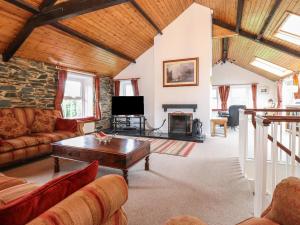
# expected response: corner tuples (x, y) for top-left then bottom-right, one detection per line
(213, 19), (300, 58)
(222, 38), (229, 63)
(32, 0), (130, 26)
(3, 0), (135, 63)
(130, 0), (162, 35)
(39, 0), (57, 11)
(235, 0), (245, 33)
(4, 0), (39, 14)
(3, 0), (56, 62)
(257, 0), (281, 40)
(52, 23), (135, 62)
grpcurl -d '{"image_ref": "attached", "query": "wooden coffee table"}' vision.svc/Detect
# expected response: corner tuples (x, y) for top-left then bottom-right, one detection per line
(51, 135), (151, 184)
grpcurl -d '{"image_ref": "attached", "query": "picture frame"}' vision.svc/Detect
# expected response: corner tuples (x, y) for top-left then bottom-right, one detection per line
(163, 57), (199, 87)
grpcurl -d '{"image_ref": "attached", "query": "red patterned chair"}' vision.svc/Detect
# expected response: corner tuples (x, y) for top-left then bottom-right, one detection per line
(0, 108), (84, 168)
(164, 177), (300, 225)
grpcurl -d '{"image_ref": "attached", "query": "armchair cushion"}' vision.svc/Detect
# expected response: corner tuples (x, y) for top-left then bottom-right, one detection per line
(263, 177), (300, 225)
(26, 175), (128, 225)
(0, 175), (27, 191)
(164, 215), (207, 225)
(0, 161), (99, 225)
(55, 118), (78, 133)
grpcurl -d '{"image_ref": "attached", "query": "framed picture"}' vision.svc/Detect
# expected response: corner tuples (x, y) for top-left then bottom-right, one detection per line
(163, 57), (199, 87)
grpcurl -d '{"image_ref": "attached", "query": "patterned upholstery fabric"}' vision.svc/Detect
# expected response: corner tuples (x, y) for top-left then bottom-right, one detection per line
(263, 177), (300, 225)
(31, 111), (57, 133)
(0, 144), (52, 167)
(0, 108), (81, 167)
(0, 183), (39, 206)
(32, 131), (78, 143)
(0, 108), (62, 129)
(0, 115), (30, 139)
(0, 136), (41, 153)
(0, 175), (27, 191)
(26, 175), (128, 225)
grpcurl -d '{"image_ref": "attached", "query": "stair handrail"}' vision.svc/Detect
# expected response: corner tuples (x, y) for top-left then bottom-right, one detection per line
(243, 109), (300, 163)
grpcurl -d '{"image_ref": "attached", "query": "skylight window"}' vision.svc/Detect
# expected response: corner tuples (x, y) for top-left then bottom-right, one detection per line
(275, 13), (300, 46)
(250, 57), (292, 77)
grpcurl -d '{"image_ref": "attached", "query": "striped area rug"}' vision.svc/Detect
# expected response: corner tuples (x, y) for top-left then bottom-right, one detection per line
(119, 136), (197, 157)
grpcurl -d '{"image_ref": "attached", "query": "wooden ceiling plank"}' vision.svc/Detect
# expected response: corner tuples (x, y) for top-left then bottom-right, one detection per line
(130, 0), (162, 34)
(32, 0), (130, 26)
(236, 0), (245, 33)
(3, 0), (56, 62)
(213, 18), (300, 58)
(257, 0), (281, 40)
(52, 23), (136, 62)
(3, 0), (135, 63)
(4, 0), (39, 14)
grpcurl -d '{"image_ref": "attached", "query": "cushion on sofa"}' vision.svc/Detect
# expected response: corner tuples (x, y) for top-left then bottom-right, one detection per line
(0, 160), (99, 225)
(0, 136), (42, 153)
(0, 175), (27, 191)
(31, 112), (57, 133)
(55, 118), (78, 133)
(263, 177), (300, 225)
(32, 131), (78, 144)
(0, 183), (39, 206)
(0, 115), (30, 139)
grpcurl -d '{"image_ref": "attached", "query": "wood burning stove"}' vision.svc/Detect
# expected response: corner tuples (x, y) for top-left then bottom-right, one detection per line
(168, 113), (193, 135)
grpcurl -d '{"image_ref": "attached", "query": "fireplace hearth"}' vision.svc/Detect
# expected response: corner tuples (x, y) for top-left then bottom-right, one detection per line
(168, 113), (193, 135)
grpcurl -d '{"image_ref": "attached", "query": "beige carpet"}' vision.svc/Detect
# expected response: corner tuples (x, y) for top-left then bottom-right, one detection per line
(2, 131), (253, 225)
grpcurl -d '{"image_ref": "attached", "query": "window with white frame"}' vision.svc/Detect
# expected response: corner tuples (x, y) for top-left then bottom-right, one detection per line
(227, 85), (252, 108)
(120, 80), (134, 96)
(62, 72), (94, 119)
(211, 87), (220, 109)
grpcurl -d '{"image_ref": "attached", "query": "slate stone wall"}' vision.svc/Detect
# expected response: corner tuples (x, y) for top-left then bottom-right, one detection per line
(0, 57), (113, 129)
(96, 76), (113, 130)
(0, 57), (58, 109)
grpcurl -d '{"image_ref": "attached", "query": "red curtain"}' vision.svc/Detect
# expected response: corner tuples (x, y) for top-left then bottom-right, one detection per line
(251, 83), (257, 108)
(114, 80), (120, 96)
(94, 76), (101, 120)
(218, 85), (230, 110)
(55, 70), (67, 114)
(277, 80), (283, 108)
(131, 79), (139, 96)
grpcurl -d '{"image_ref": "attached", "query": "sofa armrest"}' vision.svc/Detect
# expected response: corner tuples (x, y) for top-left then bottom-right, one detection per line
(26, 175), (128, 225)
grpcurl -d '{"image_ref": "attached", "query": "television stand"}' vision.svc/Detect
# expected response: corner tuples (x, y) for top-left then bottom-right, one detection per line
(112, 115), (145, 135)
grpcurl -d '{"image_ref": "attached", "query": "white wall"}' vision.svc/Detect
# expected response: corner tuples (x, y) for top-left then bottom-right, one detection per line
(212, 63), (276, 108)
(153, 4), (212, 133)
(116, 3), (212, 134)
(116, 47), (155, 125)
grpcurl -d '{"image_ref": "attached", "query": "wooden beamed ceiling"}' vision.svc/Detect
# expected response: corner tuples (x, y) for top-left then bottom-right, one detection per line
(0, 0), (299, 79)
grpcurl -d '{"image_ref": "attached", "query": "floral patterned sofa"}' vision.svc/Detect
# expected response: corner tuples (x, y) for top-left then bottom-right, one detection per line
(0, 108), (84, 168)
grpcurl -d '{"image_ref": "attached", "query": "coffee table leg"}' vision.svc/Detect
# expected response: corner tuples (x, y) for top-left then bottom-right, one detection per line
(123, 169), (128, 184)
(145, 155), (150, 171)
(54, 157), (60, 173)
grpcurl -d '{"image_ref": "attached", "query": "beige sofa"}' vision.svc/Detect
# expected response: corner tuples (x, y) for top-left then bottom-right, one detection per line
(0, 108), (83, 168)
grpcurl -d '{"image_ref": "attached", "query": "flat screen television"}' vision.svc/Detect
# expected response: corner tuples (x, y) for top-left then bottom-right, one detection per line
(112, 96), (144, 115)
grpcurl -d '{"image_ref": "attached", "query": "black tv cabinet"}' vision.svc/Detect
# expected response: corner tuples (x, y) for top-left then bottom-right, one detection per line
(112, 115), (145, 135)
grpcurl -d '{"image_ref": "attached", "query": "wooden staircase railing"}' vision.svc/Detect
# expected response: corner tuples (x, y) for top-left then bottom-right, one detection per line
(239, 108), (300, 216)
